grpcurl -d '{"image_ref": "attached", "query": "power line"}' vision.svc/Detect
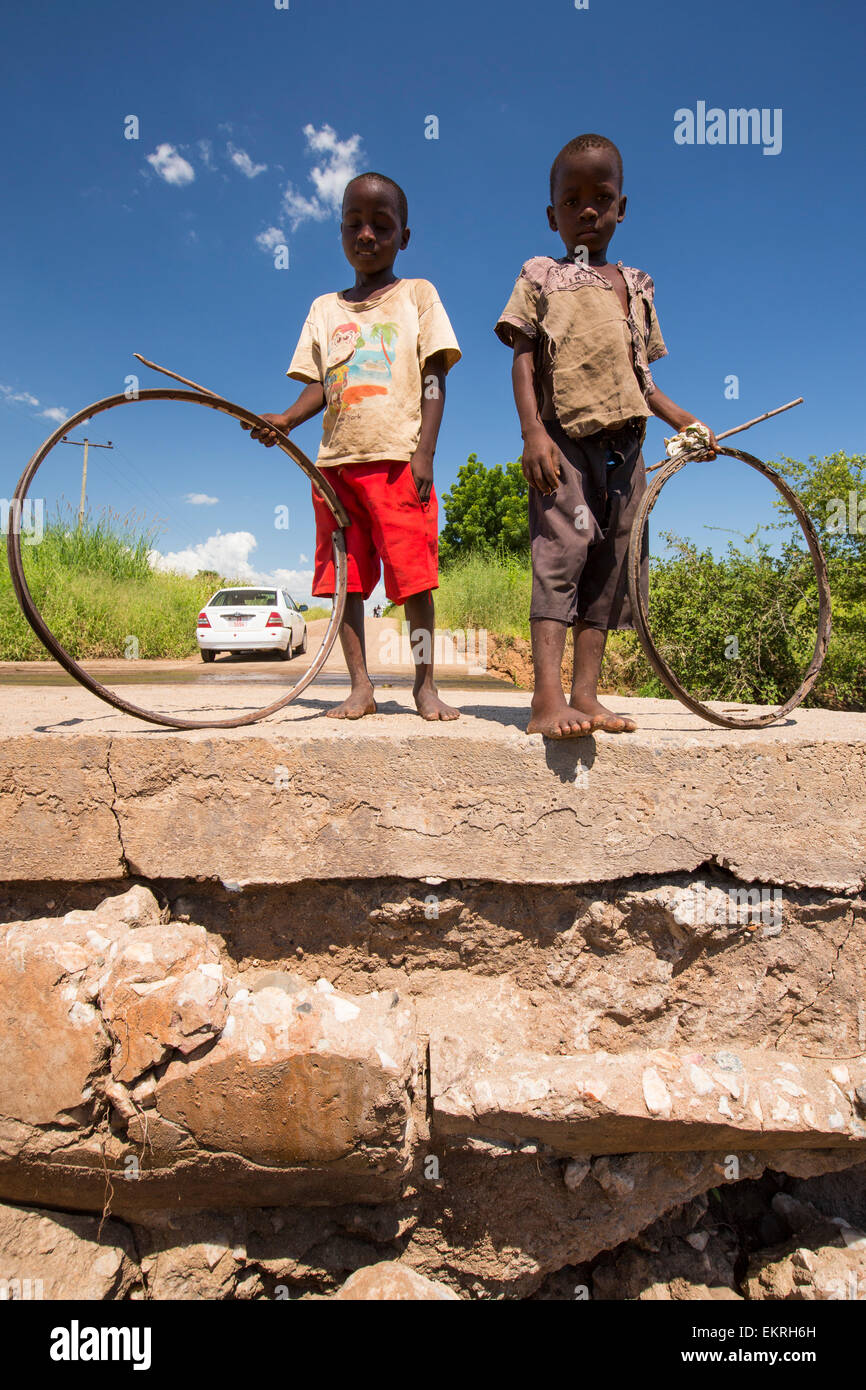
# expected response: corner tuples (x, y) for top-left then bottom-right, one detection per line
(59, 434), (114, 527)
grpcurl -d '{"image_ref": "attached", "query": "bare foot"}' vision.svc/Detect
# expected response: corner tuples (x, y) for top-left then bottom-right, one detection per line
(570, 696), (636, 733)
(414, 684), (460, 721)
(326, 683), (377, 719)
(528, 694), (592, 738)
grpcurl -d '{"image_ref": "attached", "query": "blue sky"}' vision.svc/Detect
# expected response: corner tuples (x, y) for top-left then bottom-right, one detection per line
(1, 0), (864, 605)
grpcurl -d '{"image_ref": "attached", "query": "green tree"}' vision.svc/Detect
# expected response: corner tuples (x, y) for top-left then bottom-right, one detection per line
(770, 451), (866, 708)
(772, 451), (866, 567)
(439, 453), (529, 565)
(641, 451), (866, 709)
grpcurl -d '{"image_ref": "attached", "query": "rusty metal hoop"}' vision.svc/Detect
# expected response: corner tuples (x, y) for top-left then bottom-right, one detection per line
(6, 388), (350, 730)
(626, 445), (832, 729)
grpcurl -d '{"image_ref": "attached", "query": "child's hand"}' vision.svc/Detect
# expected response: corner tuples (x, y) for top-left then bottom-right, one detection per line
(665, 417), (719, 460)
(410, 448), (434, 504)
(242, 412), (291, 447)
(703, 426), (720, 458)
(520, 427), (562, 494)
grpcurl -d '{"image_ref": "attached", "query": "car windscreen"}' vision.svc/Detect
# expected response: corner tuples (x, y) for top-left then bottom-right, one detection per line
(210, 591), (278, 607)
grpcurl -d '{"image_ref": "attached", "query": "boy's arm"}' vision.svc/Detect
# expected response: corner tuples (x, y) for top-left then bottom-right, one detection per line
(245, 381), (326, 447)
(410, 350), (449, 503)
(512, 332), (561, 494)
(648, 386), (719, 457)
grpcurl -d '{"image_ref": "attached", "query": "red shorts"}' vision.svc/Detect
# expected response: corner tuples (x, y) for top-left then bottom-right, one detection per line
(312, 459), (439, 604)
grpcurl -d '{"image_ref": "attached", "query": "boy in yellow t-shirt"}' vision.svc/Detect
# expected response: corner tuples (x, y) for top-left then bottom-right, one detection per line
(249, 172), (461, 721)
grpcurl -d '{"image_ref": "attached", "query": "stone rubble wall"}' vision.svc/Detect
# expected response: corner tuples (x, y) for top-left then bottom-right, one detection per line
(1, 880), (865, 1297)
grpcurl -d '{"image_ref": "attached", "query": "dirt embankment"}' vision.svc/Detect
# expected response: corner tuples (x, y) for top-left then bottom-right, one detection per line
(487, 631), (649, 695)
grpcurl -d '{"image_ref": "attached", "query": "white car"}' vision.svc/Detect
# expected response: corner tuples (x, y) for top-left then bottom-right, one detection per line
(196, 587), (308, 662)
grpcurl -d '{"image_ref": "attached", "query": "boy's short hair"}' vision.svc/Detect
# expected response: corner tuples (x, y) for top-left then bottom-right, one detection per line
(343, 172), (409, 229)
(549, 135), (624, 201)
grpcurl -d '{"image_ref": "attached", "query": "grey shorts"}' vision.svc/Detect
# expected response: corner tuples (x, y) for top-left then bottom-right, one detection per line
(529, 417), (649, 630)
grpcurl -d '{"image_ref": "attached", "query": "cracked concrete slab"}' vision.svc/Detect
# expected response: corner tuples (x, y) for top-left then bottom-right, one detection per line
(0, 687), (863, 890)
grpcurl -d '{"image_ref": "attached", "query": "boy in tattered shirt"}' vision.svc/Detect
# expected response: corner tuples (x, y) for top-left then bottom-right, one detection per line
(496, 133), (717, 737)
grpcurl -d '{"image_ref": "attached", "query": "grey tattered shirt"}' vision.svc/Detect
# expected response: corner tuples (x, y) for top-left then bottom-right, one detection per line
(495, 255), (668, 439)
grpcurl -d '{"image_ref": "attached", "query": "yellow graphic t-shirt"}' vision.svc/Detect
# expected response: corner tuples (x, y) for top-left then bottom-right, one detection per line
(287, 278), (461, 467)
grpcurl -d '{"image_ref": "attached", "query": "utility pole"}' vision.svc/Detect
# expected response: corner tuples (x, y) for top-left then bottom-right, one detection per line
(60, 435), (114, 527)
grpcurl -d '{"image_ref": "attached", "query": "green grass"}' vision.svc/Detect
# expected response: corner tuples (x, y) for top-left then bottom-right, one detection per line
(429, 550), (533, 639)
(405, 545), (863, 708)
(7, 505), (862, 709)
(1, 505), (225, 660)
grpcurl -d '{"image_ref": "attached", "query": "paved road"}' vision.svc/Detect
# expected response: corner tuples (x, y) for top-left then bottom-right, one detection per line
(0, 617), (507, 690)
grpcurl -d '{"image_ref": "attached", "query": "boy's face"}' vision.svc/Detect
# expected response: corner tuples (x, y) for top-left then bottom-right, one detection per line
(547, 148), (626, 261)
(341, 179), (409, 276)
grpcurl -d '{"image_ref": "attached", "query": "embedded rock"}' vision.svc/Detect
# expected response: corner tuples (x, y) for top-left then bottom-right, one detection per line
(743, 1218), (866, 1299)
(99, 921), (227, 1083)
(0, 1201), (140, 1300)
(0, 919), (110, 1127)
(332, 1261), (460, 1300)
(153, 974), (417, 1168)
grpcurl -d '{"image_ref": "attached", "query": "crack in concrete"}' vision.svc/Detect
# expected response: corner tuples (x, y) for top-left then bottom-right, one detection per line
(773, 909), (857, 1049)
(104, 740), (131, 878)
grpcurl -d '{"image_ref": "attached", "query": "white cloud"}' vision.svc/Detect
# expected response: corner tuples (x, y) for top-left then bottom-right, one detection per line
(146, 144), (195, 186)
(272, 569), (315, 595)
(148, 530), (315, 598)
(198, 139), (216, 170)
(255, 225), (286, 253)
(1, 384), (68, 421)
(150, 530), (258, 580)
(298, 553), (309, 564)
(1, 385), (40, 406)
(228, 143), (267, 178)
(185, 492), (219, 506)
(281, 188), (326, 229)
(281, 123), (364, 230)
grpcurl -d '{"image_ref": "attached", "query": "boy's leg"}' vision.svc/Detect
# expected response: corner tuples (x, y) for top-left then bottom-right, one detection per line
(328, 593), (377, 719)
(569, 621), (636, 733)
(526, 427), (595, 738)
(363, 462), (457, 720)
(528, 619), (592, 737)
(404, 589), (459, 721)
(570, 421), (647, 733)
(310, 469), (378, 719)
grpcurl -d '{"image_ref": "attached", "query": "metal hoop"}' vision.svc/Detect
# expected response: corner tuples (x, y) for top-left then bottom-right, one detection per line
(626, 446), (832, 729)
(6, 389), (350, 730)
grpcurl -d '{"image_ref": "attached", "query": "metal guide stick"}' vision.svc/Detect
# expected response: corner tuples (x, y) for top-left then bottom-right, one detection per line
(646, 398), (804, 473)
